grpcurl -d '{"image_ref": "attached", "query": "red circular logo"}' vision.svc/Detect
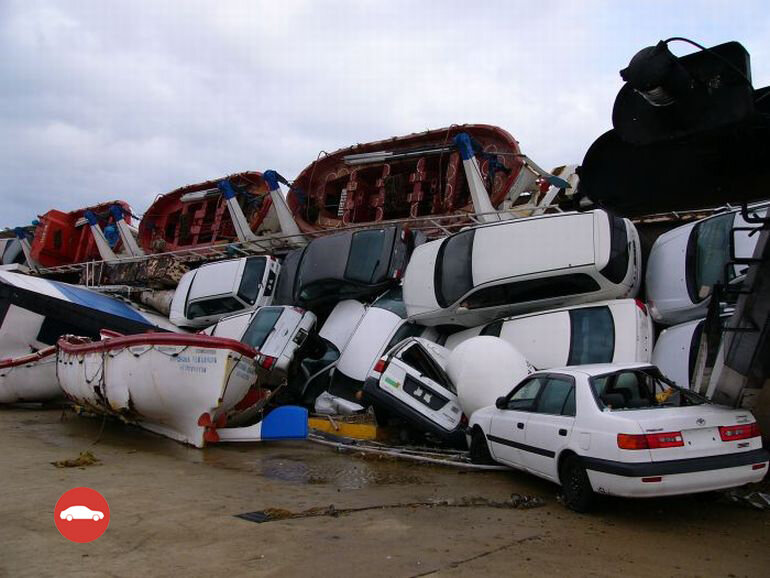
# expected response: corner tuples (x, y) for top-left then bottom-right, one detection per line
(54, 487), (110, 543)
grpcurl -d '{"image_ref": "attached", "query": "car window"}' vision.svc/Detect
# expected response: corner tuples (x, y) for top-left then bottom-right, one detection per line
(241, 307), (284, 349)
(299, 281), (362, 302)
(345, 229), (387, 283)
(186, 296), (243, 319)
(481, 319), (503, 337)
(435, 229), (475, 307)
(505, 377), (546, 411)
(464, 273), (601, 310)
(686, 212), (734, 302)
(373, 287), (407, 318)
(534, 377), (575, 415)
(237, 257), (267, 304)
(562, 387), (576, 416)
(599, 215), (630, 284)
(385, 322), (424, 352)
(568, 307), (615, 365)
(399, 343), (454, 393)
(590, 369), (707, 410)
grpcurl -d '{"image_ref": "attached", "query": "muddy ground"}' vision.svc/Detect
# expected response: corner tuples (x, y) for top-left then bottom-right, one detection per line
(0, 406), (768, 578)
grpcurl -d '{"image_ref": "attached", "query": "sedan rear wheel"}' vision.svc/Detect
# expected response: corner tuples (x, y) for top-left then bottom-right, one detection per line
(560, 456), (594, 513)
(469, 428), (494, 465)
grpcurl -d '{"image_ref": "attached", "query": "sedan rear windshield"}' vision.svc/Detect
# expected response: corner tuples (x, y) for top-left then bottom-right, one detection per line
(685, 213), (735, 303)
(590, 369), (706, 411)
(435, 230), (475, 307)
(186, 296), (243, 319)
(241, 307), (284, 349)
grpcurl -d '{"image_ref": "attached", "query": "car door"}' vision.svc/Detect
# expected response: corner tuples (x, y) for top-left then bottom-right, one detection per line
(378, 339), (462, 433)
(487, 376), (547, 468)
(520, 374), (576, 481)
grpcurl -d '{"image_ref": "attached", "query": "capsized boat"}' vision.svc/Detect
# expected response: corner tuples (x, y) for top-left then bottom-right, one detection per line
(138, 172), (280, 254)
(56, 332), (308, 447)
(287, 124), (528, 232)
(30, 200), (133, 267)
(0, 346), (60, 404)
(0, 270), (181, 359)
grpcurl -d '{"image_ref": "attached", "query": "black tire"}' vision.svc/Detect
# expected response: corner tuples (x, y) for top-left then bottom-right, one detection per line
(469, 428), (495, 465)
(560, 456), (595, 512)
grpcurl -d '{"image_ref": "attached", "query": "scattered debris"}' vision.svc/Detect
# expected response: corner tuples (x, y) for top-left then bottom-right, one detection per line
(308, 432), (507, 470)
(52, 450), (101, 468)
(723, 488), (770, 510)
(236, 493), (546, 523)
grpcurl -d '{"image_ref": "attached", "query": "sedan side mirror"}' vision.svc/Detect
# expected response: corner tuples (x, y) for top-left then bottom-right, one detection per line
(495, 396), (507, 409)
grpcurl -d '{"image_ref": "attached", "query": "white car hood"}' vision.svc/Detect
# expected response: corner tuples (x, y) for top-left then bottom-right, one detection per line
(403, 239), (442, 316)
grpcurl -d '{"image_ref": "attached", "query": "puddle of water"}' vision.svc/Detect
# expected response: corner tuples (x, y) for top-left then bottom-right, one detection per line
(257, 457), (428, 489)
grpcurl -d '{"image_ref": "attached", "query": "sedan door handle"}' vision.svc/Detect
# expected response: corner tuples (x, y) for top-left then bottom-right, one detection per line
(517, 422), (525, 429)
(558, 428), (568, 437)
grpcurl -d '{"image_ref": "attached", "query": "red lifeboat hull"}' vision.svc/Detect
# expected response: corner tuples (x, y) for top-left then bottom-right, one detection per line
(30, 200), (132, 267)
(287, 124), (524, 233)
(138, 172), (270, 254)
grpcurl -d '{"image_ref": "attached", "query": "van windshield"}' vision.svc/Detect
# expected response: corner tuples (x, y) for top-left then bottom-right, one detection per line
(435, 230), (475, 307)
(686, 213), (734, 302)
(345, 229), (387, 283)
(237, 257), (267, 304)
(568, 306), (615, 365)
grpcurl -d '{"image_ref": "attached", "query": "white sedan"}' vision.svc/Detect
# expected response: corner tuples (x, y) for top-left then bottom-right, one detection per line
(468, 363), (768, 511)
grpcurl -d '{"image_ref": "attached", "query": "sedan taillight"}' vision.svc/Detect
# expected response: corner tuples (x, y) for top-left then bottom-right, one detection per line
(719, 422), (761, 441)
(617, 431), (684, 450)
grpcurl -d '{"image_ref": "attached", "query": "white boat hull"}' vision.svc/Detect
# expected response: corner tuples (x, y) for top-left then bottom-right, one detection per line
(0, 346), (61, 403)
(57, 333), (260, 447)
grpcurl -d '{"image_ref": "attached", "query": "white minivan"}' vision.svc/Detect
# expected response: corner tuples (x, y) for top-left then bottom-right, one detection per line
(402, 210), (641, 327)
(169, 256), (280, 328)
(442, 299), (653, 369)
(645, 204), (768, 325)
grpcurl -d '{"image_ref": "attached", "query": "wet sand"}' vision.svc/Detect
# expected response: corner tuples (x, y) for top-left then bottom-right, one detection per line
(0, 406), (768, 577)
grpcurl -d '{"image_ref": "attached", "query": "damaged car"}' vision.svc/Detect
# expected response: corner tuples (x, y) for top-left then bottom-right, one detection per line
(206, 305), (316, 386)
(403, 210), (641, 327)
(443, 298), (653, 368)
(273, 225), (417, 308)
(468, 363), (769, 512)
(363, 337), (465, 445)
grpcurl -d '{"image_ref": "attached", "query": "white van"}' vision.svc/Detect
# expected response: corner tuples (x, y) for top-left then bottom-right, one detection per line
(206, 305), (316, 386)
(402, 210), (641, 327)
(645, 204), (768, 325)
(442, 299), (653, 369)
(169, 256), (280, 328)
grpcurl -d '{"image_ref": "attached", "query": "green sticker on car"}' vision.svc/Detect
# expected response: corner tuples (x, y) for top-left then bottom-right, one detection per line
(384, 377), (400, 389)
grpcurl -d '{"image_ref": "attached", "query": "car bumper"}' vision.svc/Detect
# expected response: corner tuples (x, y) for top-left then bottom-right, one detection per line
(583, 448), (769, 498)
(362, 377), (465, 446)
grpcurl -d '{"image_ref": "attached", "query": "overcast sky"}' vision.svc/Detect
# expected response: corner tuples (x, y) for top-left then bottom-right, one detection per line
(1, 0), (768, 227)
